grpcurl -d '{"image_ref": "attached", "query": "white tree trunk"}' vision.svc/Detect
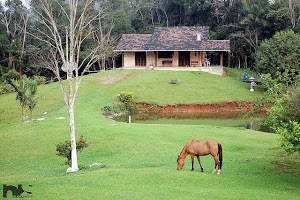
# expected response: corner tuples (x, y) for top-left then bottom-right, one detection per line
(66, 104), (78, 172)
(32, 0), (103, 173)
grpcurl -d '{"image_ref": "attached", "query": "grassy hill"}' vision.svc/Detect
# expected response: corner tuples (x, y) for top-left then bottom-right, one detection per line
(0, 70), (298, 199)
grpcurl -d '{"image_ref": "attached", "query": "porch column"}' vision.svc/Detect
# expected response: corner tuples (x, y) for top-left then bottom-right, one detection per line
(154, 51), (157, 67)
(172, 52), (175, 67)
(122, 52), (124, 68)
(228, 51), (230, 68)
(198, 51), (201, 67)
(220, 52), (224, 67)
(173, 51), (179, 67)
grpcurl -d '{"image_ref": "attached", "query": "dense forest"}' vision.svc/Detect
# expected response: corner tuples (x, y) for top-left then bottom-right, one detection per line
(0, 0), (299, 79)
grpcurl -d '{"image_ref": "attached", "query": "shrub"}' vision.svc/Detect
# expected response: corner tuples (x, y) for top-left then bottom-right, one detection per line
(118, 91), (135, 113)
(265, 86), (300, 153)
(0, 83), (14, 94)
(118, 91), (133, 104)
(0, 74), (45, 95)
(56, 135), (88, 166)
(103, 91), (136, 117)
(33, 75), (46, 85)
(102, 102), (126, 116)
(255, 30), (300, 76)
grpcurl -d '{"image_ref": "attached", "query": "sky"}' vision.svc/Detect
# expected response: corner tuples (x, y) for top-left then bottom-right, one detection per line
(1, 0), (30, 9)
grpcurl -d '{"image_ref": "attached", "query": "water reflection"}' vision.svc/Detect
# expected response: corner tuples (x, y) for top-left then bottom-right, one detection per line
(114, 112), (274, 133)
(243, 121), (274, 133)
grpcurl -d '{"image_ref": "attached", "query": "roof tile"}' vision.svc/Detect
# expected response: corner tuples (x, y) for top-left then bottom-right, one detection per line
(115, 27), (230, 51)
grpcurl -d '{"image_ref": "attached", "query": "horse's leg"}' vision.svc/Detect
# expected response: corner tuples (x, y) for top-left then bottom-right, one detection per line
(190, 154), (195, 171)
(212, 155), (221, 174)
(196, 155), (204, 172)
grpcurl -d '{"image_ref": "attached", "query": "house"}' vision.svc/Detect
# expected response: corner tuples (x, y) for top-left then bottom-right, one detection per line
(115, 26), (230, 69)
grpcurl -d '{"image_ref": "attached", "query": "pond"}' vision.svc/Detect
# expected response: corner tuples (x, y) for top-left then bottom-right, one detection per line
(114, 112), (274, 133)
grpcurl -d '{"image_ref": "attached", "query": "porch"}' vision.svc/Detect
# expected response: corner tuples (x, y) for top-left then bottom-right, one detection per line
(122, 50), (227, 69)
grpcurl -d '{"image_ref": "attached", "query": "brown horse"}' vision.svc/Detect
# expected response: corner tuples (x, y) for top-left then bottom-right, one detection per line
(177, 139), (223, 174)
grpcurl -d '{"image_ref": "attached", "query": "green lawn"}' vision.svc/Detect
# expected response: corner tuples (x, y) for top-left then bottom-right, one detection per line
(0, 70), (298, 199)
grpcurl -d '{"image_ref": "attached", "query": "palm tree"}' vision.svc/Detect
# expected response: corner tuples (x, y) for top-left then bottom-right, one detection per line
(243, 3), (269, 51)
(26, 80), (38, 121)
(231, 2), (269, 53)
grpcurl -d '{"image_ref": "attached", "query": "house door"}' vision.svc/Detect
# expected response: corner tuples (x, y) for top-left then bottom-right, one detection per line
(179, 51), (190, 66)
(135, 52), (146, 66)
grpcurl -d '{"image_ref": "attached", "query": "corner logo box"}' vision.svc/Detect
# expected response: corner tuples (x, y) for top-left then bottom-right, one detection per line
(2, 184), (32, 198)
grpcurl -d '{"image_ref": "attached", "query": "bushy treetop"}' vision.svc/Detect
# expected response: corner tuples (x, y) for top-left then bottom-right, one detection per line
(255, 30), (300, 76)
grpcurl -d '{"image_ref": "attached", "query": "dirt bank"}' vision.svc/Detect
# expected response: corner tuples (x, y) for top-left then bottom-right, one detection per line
(135, 101), (262, 113)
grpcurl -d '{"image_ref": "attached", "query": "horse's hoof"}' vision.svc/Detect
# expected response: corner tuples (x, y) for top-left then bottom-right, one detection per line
(190, 169), (194, 171)
(212, 169), (216, 174)
(217, 170), (221, 175)
(201, 170), (204, 172)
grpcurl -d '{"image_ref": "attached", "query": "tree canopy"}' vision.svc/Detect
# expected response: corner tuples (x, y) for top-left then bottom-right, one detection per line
(0, 0), (299, 75)
(255, 30), (300, 76)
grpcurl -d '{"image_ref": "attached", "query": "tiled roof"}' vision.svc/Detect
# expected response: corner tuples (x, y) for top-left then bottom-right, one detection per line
(115, 34), (152, 51)
(115, 26), (230, 51)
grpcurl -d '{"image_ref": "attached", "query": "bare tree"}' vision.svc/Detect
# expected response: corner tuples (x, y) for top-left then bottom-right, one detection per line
(93, 2), (116, 71)
(30, 0), (101, 172)
(288, 0), (300, 31)
(129, 0), (169, 28)
(0, 0), (29, 76)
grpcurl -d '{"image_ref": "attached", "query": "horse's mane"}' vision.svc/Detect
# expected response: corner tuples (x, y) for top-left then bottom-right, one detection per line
(178, 141), (189, 157)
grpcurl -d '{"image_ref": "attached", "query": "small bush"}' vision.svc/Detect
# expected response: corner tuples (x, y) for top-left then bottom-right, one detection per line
(0, 83), (14, 94)
(56, 135), (88, 166)
(102, 102), (126, 115)
(118, 91), (133, 104)
(33, 75), (46, 85)
(118, 91), (135, 113)
(103, 91), (136, 117)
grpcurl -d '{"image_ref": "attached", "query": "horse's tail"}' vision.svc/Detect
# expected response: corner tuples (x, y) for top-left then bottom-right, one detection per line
(218, 143), (223, 169)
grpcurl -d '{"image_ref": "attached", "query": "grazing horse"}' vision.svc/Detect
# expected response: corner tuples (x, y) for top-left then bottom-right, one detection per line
(177, 139), (223, 174)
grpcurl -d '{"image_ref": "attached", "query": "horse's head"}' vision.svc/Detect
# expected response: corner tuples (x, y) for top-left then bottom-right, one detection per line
(177, 156), (185, 170)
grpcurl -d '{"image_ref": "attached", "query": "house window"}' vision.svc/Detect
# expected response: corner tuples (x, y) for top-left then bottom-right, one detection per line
(135, 52), (146, 66)
(158, 51), (173, 58)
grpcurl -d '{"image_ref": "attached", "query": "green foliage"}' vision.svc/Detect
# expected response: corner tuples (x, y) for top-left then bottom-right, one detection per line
(255, 30), (300, 76)
(118, 91), (135, 113)
(27, 79), (38, 121)
(278, 121), (300, 153)
(260, 71), (300, 153)
(15, 76), (29, 107)
(260, 69), (300, 98)
(0, 64), (9, 77)
(33, 75), (46, 85)
(2, 70), (39, 121)
(267, 2), (290, 32)
(102, 102), (126, 116)
(56, 135), (88, 166)
(1, 70), (20, 82)
(118, 91), (133, 104)
(0, 74), (45, 95)
(103, 91), (136, 116)
(112, 10), (135, 35)
(267, 88), (300, 153)
(0, 83), (14, 94)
